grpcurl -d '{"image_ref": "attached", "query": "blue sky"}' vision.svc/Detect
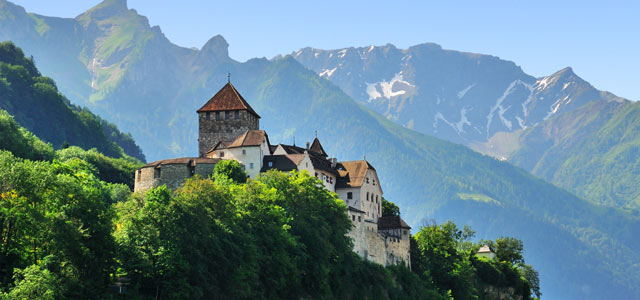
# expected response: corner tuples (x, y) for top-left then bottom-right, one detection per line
(10, 0), (640, 100)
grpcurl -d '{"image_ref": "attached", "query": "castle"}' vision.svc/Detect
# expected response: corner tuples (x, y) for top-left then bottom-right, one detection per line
(134, 82), (411, 267)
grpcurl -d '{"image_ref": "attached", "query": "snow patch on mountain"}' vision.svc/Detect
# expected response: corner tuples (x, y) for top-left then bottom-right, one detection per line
(487, 80), (527, 137)
(338, 49), (347, 58)
(319, 68), (337, 78)
(455, 107), (472, 133)
(365, 72), (417, 100)
(521, 82), (535, 119)
(366, 83), (382, 100)
(433, 108), (471, 137)
(457, 83), (476, 99)
(544, 95), (571, 120)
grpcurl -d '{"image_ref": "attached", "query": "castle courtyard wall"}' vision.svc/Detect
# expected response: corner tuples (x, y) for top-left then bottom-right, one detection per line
(134, 163), (216, 192)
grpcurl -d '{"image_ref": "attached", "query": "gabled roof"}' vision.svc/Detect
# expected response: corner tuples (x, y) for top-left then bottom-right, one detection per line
(228, 130), (269, 148)
(310, 138), (328, 157)
(275, 143), (338, 176)
(335, 160), (378, 189)
(197, 82), (260, 118)
(143, 157), (221, 168)
(309, 155), (338, 176)
(209, 141), (231, 152)
(377, 216), (411, 230)
(261, 154), (304, 172)
(276, 144), (307, 155)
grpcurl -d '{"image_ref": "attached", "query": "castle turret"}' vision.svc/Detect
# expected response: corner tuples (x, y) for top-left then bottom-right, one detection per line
(197, 82), (260, 157)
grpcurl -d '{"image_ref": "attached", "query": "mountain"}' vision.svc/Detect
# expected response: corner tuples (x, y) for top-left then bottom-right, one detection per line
(504, 100), (640, 211)
(1, 1), (639, 298)
(0, 41), (144, 160)
(290, 44), (640, 212)
(291, 45), (629, 149)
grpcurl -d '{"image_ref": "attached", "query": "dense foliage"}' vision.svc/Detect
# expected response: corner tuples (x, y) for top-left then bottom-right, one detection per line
(212, 159), (247, 183)
(0, 108), (142, 188)
(412, 222), (539, 300)
(0, 41), (145, 161)
(0, 127), (539, 299)
(381, 197), (400, 217)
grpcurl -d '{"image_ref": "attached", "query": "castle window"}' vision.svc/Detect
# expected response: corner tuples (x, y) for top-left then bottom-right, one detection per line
(330, 177), (333, 184)
(242, 149), (246, 155)
(154, 167), (161, 179)
(347, 192), (352, 199)
(215, 111), (221, 120)
(358, 216), (361, 222)
(376, 195), (379, 203)
(373, 179), (376, 186)
(234, 110), (239, 119)
(205, 112), (210, 120)
(366, 177), (370, 184)
(404, 230), (408, 236)
(250, 163), (254, 169)
(352, 215), (355, 221)
(268, 161), (273, 167)
(225, 111), (230, 120)
(220, 151), (224, 157)
(366, 192), (369, 201)
(315, 172), (318, 177)
(189, 166), (196, 177)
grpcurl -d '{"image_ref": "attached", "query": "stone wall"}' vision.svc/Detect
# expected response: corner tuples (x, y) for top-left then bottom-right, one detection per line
(198, 110), (259, 156)
(134, 163), (216, 192)
(134, 167), (160, 192)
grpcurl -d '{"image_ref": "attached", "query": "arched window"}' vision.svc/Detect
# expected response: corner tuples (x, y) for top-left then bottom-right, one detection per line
(366, 192), (369, 201)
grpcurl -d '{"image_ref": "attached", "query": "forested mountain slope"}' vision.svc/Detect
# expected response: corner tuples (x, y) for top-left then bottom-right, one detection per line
(506, 100), (640, 211)
(0, 41), (144, 160)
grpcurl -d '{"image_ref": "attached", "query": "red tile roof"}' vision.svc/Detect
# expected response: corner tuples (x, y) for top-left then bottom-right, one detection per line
(228, 130), (269, 148)
(143, 157), (221, 168)
(197, 82), (260, 118)
(335, 160), (378, 189)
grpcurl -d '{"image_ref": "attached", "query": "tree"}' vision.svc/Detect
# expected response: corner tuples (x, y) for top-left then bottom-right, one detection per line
(413, 221), (477, 299)
(213, 159), (247, 183)
(484, 237), (525, 265)
(520, 264), (541, 299)
(381, 197), (400, 217)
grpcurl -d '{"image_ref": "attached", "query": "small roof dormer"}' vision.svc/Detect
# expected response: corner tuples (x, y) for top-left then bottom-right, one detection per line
(197, 82), (260, 118)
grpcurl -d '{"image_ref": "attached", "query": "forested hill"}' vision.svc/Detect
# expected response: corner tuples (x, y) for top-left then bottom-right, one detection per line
(0, 120), (539, 299)
(0, 41), (145, 161)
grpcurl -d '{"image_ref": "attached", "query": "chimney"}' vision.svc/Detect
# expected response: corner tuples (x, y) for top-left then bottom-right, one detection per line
(331, 158), (337, 168)
(306, 142), (310, 150)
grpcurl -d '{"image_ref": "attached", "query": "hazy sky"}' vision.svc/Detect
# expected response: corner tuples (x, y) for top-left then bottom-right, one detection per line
(9, 0), (640, 100)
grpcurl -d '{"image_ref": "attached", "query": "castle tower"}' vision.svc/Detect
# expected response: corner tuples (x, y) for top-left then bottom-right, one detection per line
(197, 82), (260, 157)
